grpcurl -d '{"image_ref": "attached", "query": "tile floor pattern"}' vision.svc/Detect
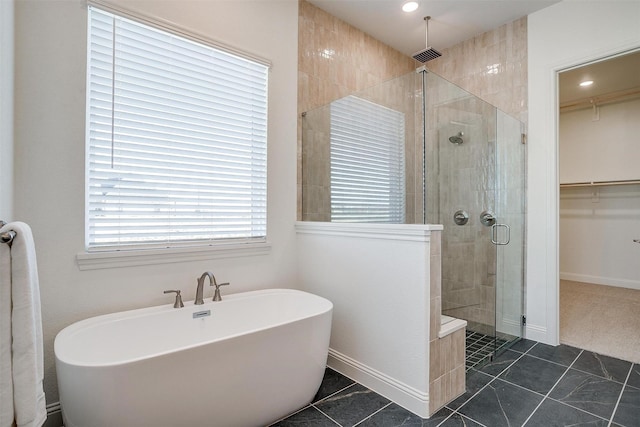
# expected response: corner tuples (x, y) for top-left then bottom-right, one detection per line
(270, 340), (640, 427)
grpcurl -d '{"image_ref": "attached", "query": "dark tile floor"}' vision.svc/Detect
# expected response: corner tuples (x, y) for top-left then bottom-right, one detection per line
(270, 340), (640, 427)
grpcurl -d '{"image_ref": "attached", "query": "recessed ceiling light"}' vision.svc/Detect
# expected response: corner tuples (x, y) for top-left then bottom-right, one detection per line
(402, 1), (419, 12)
(579, 80), (594, 87)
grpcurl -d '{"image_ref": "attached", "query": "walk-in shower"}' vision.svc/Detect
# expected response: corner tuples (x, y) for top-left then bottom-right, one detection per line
(301, 67), (525, 370)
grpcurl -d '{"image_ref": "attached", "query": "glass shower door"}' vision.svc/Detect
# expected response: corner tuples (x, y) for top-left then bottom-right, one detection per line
(493, 110), (525, 354)
(427, 69), (525, 367)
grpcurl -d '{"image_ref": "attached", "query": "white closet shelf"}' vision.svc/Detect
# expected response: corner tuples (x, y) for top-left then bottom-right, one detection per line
(560, 179), (640, 188)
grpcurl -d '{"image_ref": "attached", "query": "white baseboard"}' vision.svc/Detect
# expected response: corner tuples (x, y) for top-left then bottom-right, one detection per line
(560, 272), (640, 291)
(327, 348), (430, 418)
(525, 323), (551, 344)
(44, 402), (63, 427)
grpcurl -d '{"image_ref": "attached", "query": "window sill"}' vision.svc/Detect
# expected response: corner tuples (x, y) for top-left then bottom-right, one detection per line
(76, 241), (271, 271)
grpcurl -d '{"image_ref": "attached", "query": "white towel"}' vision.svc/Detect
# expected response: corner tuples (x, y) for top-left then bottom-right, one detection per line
(0, 223), (15, 426)
(0, 222), (46, 427)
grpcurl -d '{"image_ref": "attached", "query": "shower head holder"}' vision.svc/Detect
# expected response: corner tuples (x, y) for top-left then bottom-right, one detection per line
(412, 16), (442, 63)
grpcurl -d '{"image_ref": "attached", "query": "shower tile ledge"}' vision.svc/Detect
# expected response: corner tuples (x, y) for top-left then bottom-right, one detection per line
(439, 316), (467, 338)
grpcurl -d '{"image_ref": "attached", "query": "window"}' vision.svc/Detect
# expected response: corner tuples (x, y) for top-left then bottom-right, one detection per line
(86, 7), (268, 251)
(329, 96), (406, 223)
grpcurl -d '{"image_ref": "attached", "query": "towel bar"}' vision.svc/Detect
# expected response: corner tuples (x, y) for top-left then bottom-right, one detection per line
(0, 220), (16, 246)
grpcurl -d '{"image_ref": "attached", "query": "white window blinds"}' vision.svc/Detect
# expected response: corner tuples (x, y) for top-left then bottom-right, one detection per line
(86, 7), (268, 251)
(330, 96), (406, 223)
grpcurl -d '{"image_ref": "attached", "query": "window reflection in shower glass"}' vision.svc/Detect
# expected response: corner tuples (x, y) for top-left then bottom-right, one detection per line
(329, 96), (406, 223)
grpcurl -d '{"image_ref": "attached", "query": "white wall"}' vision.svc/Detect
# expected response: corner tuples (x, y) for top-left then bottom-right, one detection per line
(560, 185), (640, 289)
(0, 0), (13, 221)
(560, 99), (640, 184)
(296, 222), (437, 417)
(13, 0), (298, 404)
(527, 0), (640, 344)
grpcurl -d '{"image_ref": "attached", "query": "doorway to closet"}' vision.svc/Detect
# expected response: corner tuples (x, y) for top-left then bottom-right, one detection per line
(558, 50), (640, 363)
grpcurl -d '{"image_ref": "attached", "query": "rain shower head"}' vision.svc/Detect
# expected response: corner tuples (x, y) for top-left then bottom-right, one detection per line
(449, 131), (464, 145)
(413, 47), (442, 63)
(412, 16), (442, 63)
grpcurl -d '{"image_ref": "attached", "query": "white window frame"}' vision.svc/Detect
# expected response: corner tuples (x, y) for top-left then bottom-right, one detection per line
(78, 4), (271, 269)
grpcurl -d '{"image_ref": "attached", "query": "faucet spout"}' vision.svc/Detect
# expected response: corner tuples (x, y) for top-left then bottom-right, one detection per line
(195, 271), (216, 305)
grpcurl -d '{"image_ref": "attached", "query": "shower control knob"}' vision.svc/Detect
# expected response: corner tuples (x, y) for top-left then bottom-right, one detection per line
(453, 210), (469, 226)
(480, 210), (496, 227)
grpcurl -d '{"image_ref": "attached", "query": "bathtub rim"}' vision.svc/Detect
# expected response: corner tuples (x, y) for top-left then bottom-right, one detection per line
(54, 288), (333, 368)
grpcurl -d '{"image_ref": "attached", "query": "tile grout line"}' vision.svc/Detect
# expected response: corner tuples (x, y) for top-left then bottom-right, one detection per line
(458, 413), (489, 427)
(521, 349), (584, 426)
(310, 405), (344, 427)
(351, 401), (393, 427)
(542, 396), (614, 423)
(314, 382), (358, 405)
(434, 410), (455, 427)
(473, 342), (532, 380)
(266, 404), (312, 426)
(312, 381), (391, 427)
(606, 362), (634, 427)
(309, 382), (360, 427)
(436, 410), (490, 427)
(494, 375), (552, 400)
(569, 365), (632, 386)
(520, 351), (580, 369)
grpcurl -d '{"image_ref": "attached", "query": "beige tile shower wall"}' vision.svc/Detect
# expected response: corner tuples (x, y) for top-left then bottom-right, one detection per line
(425, 92), (498, 331)
(426, 17), (528, 125)
(428, 230), (466, 416)
(301, 105), (330, 222)
(297, 0), (416, 220)
(298, 0), (416, 115)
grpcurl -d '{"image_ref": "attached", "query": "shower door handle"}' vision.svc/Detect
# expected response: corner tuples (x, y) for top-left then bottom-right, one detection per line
(491, 224), (510, 245)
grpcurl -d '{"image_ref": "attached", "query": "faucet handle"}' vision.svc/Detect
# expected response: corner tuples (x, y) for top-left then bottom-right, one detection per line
(163, 289), (184, 308)
(212, 282), (230, 302)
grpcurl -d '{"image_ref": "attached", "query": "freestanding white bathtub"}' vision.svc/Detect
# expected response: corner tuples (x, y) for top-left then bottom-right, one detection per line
(54, 288), (333, 427)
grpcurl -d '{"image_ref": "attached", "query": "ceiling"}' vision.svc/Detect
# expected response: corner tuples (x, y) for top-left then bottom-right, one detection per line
(306, 0), (561, 56)
(559, 50), (640, 104)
